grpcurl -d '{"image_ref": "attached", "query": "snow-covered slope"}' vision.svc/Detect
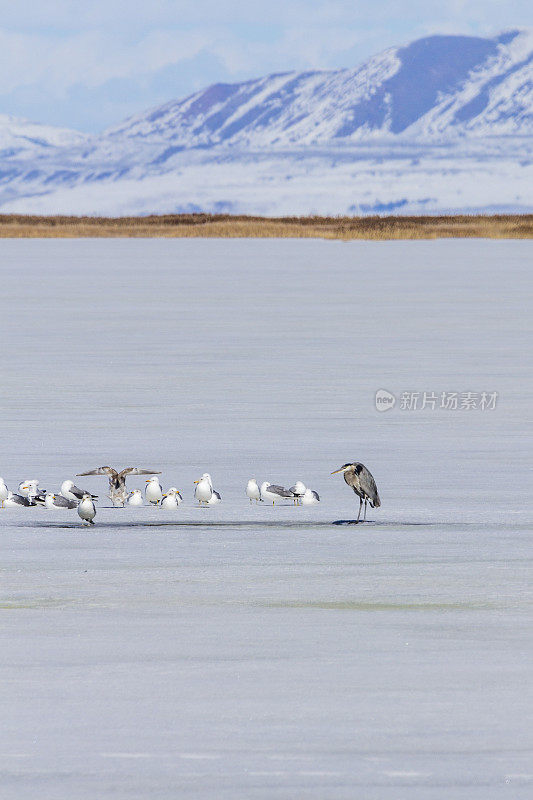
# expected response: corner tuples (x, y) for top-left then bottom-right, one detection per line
(0, 31), (532, 216)
(0, 114), (88, 159)
(107, 31), (533, 147)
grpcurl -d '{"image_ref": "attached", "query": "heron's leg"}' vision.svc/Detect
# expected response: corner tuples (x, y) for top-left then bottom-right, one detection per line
(363, 500), (368, 522)
(356, 497), (362, 523)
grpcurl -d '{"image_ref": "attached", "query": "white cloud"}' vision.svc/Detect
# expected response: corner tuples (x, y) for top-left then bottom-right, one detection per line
(0, 0), (531, 32)
(0, 28), (218, 92)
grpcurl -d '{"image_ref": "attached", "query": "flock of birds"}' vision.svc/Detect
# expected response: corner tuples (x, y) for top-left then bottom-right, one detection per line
(246, 479), (319, 506)
(0, 462), (380, 526)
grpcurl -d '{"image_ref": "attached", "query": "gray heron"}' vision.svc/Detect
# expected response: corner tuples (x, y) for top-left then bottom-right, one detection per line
(76, 466), (161, 506)
(331, 462), (381, 522)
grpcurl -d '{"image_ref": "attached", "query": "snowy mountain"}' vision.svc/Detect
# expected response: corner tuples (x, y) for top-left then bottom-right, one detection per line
(107, 31), (533, 146)
(0, 31), (532, 216)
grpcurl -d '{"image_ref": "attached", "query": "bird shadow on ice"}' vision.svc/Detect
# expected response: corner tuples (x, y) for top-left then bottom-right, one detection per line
(12, 519), (460, 531)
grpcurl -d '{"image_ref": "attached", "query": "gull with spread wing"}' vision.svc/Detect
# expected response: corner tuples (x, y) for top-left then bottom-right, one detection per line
(76, 466), (161, 506)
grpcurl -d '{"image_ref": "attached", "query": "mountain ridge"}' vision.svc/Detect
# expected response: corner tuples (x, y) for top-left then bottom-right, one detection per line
(0, 30), (531, 216)
(105, 30), (533, 147)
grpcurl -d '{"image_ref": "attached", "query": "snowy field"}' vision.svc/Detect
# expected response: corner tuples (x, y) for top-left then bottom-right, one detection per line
(2, 144), (533, 217)
(0, 238), (532, 798)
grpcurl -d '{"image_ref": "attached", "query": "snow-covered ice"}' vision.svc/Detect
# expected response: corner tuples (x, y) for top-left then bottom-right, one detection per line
(0, 239), (531, 799)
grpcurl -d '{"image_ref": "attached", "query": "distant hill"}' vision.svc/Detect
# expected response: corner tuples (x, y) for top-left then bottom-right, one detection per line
(107, 31), (533, 146)
(0, 31), (532, 216)
(0, 114), (87, 158)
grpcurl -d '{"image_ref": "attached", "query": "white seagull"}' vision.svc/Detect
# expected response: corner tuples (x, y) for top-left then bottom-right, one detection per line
(61, 480), (97, 502)
(4, 491), (31, 508)
(260, 482), (295, 505)
(0, 478), (8, 507)
(145, 476), (163, 505)
(18, 480), (45, 504)
(36, 492), (77, 510)
(289, 480), (307, 504)
(165, 487), (183, 504)
(194, 473), (216, 505)
(161, 488), (183, 510)
(301, 488), (320, 505)
(246, 479), (261, 503)
(127, 489), (144, 506)
(78, 493), (96, 526)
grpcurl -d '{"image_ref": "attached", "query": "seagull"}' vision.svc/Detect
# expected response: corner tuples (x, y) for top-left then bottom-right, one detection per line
(78, 493), (96, 526)
(194, 473), (213, 505)
(260, 482), (295, 505)
(161, 488), (183, 510)
(301, 488), (320, 505)
(60, 480), (97, 502)
(127, 489), (143, 506)
(76, 467), (161, 506)
(4, 491), (31, 508)
(331, 462), (381, 522)
(18, 480), (46, 505)
(0, 478), (8, 508)
(36, 492), (77, 510)
(246, 479), (261, 503)
(289, 480), (306, 505)
(145, 476), (163, 505)
(165, 487), (183, 504)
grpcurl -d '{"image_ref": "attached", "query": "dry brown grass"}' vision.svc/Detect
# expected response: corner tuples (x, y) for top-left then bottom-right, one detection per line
(0, 213), (532, 239)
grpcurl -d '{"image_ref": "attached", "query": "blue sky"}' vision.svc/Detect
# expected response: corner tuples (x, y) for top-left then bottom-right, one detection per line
(1, 0), (531, 132)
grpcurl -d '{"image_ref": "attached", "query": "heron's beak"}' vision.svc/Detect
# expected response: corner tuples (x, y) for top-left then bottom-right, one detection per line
(330, 467), (345, 474)
(193, 480), (200, 484)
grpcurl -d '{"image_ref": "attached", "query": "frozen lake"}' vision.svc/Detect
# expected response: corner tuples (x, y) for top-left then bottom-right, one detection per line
(0, 238), (532, 798)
